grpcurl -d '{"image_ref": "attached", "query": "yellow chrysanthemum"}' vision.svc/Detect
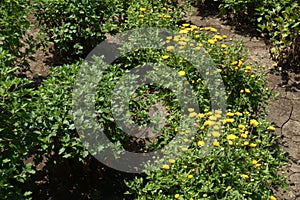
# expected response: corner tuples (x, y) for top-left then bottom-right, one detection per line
(250, 119), (259, 127)
(241, 133), (248, 139)
(162, 55), (169, 59)
(162, 164), (170, 170)
(175, 194), (180, 199)
(226, 186), (232, 191)
(178, 70), (186, 76)
(267, 126), (276, 131)
(226, 112), (235, 117)
(221, 44), (227, 48)
(188, 174), (193, 179)
(198, 140), (205, 147)
(240, 174), (249, 180)
(250, 143), (257, 147)
(213, 141), (220, 147)
(227, 134), (237, 140)
(139, 8), (146, 12)
(168, 159), (176, 164)
(269, 195), (277, 200)
(208, 39), (216, 45)
(166, 46), (174, 51)
(212, 131), (221, 137)
(179, 29), (188, 34)
(245, 88), (250, 93)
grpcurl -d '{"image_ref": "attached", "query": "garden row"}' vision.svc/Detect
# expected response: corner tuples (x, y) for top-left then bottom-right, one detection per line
(0, 0), (287, 199)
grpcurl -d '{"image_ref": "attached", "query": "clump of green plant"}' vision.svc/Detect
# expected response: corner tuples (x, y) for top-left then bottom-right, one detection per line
(33, 0), (125, 61)
(0, 0), (36, 70)
(256, 0), (300, 71)
(211, 0), (300, 71)
(125, 110), (287, 200)
(0, 47), (36, 199)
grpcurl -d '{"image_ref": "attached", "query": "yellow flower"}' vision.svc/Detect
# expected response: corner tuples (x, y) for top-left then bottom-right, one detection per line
(228, 140), (233, 145)
(245, 88), (250, 93)
(267, 126), (276, 131)
(189, 112), (197, 118)
(269, 195), (277, 200)
(162, 55), (169, 59)
(231, 61), (238, 65)
(245, 65), (252, 70)
(204, 120), (214, 126)
(188, 174), (193, 179)
(222, 35), (228, 39)
(213, 125), (220, 130)
(250, 143), (257, 147)
(175, 194), (180, 199)
(209, 115), (217, 121)
(194, 34), (200, 39)
(166, 46), (174, 51)
(252, 160), (258, 165)
(162, 164), (170, 170)
(224, 118), (235, 123)
(173, 35), (180, 41)
(183, 138), (189, 143)
(209, 27), (217, 32)
(212, 131), (221, 137)
(227, 134), (237, 140)
(238, 124), (246, 130)
(168, 159), (176, 164)
(191, 25), (198, 30)
(241, 133), (248, 139)
(208, 39), (216, 45)
(250, 119), (259, 127)
(221, 44), (227, 48)
(139, 8), (146, 12)
(203, 194), (208, 198)
(198, 113), (205, 118)
(178, 70), (186, 76)
(226, 186), (232, 191)
(213, 141), (220, 147)
(240, 174), (249, 180)
(182, 23), (190, 27)
(226, 112), (234, 117)
(238, 60), (243, 67)
(139, 14), (144, 18)
(240, 89), (244, 93)
(213, 34), (223, 40)
(179, 29), (188, 34)
(244, 141), (249, 145)
(181, 147), (188, 152)
(164, 15), (171, 18)
(235, 111), (242, 116)
(217, 69), (222, 73)
(195, 46), (202, 50)
(198, 140), (205, 147)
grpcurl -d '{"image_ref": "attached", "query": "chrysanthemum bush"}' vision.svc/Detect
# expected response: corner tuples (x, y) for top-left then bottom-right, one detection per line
(125, 109), (287, 200)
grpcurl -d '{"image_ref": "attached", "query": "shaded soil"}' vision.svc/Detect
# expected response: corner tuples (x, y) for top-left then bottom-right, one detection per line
(25, 4), (300, 200)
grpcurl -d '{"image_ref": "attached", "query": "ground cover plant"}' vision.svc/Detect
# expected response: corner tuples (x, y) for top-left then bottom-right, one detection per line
(0, 0), (289, 199)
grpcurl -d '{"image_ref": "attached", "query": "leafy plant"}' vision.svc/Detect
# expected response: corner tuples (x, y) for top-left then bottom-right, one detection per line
(33, 0), (125, 61)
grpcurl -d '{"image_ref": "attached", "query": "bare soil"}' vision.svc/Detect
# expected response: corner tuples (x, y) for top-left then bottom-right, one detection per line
(26, 4), (300, 200)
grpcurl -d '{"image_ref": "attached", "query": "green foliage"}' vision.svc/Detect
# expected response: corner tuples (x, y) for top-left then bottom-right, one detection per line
(257, 0), (300, 70)
(0, 48), (35, 199)
(125, 114), (287, 200)
(33, 0), (125, 61)
(0, 0), (35, 70)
